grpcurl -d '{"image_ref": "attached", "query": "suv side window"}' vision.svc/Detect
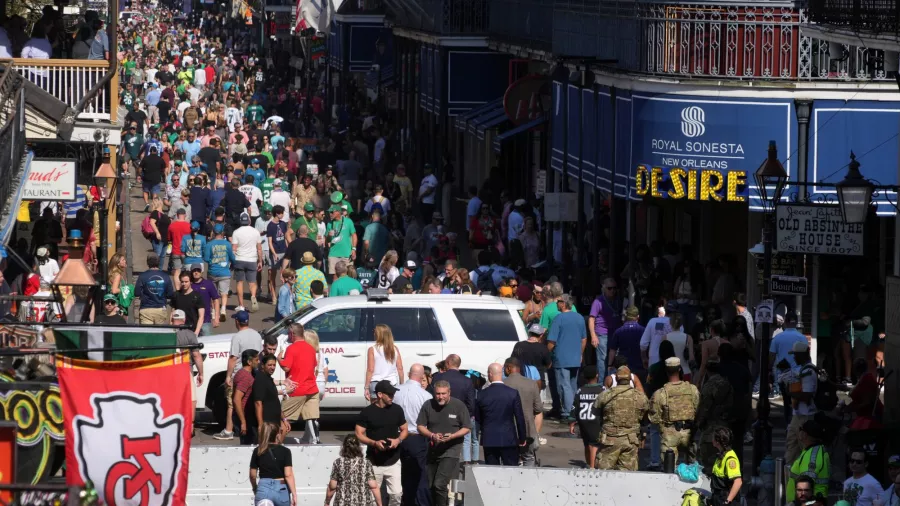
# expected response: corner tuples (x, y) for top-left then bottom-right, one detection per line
(371, 308), (440, 342)
(305, 308), (363, 343)
(452, 309), (519, 341)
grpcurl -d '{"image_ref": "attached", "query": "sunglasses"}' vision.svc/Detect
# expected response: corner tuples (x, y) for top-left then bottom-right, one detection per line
(104, 300), (117, 305)
(850, 459), (866, 464)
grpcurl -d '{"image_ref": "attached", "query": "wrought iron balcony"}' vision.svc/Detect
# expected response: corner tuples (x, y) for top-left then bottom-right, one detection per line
(807, 0), (900, 35)
(489, 0), (554, 50)
(404, 0), (489, 34)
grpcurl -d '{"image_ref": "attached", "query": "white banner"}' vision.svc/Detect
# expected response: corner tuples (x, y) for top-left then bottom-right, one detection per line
(775, 203), (864, 256)
(24, 159), (78, 202)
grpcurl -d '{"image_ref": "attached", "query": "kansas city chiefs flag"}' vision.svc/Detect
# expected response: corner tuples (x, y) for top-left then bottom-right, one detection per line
(58, 352), (193, 506)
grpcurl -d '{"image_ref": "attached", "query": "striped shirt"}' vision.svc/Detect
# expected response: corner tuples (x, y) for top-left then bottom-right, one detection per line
(63, 186), (87, 219)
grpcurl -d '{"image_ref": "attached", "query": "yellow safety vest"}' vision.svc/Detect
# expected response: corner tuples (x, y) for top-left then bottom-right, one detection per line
(786, 444), (830, 502)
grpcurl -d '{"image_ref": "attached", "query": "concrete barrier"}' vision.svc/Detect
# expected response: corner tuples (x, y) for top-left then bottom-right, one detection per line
(452, 465), (712, 506)
(187, 444), (341, 505)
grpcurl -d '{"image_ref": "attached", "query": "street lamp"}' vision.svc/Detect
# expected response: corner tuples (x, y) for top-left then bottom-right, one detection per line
(93, 162), (116, 312)
(752, 140), (788, 475)
(836, 152), (874, 224)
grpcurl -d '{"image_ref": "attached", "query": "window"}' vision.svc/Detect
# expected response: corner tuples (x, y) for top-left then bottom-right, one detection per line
(305, 308), (363, 343)
(452, 309), (519, 342)
(371, 308), (440, 342)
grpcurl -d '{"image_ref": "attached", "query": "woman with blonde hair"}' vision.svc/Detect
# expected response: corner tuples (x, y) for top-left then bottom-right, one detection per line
(249, 422), (297, 506)
(304, 330), (329, 400)
(454, 268), (475, 294)
(364, 324), (404, 402)
(324, 434), (383, 506)
(374, 250), (399, 289)
(108, 251), (127, 296)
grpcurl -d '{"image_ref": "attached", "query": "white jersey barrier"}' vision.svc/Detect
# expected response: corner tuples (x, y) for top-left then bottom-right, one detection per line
(187, 444), (341, 505)
(451, 464), (712, 506)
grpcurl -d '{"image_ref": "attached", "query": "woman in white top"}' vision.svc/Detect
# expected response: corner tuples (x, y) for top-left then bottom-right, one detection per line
(374, 250), (399, 289)
(34, 247), (59, 284)
(603, 356), (645, 393)
(664, 312), (695, 382)
(304, 330), (328, 400)
(22, 23), (52, 59)
(364, 324), (404, 402)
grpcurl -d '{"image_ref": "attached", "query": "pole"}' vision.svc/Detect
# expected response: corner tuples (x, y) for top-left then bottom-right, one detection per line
(753, 213), (774, 474)
(576, 68), (586, 275)
(608, 87), (618, 277)
(795, 100), (812, 325)
(97, 201), (109, 306)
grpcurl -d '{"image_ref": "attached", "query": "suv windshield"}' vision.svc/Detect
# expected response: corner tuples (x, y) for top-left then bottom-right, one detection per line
(263, 305), (317, 338)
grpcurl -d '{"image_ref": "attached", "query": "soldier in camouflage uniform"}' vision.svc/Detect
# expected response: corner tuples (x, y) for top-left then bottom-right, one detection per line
(593, 365), (649, 471)
(649, 357), (700, 463)
(695, 358), (734, 471)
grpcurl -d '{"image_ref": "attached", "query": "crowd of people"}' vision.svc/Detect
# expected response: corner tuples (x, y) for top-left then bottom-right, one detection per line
(1, 4), (895, 506)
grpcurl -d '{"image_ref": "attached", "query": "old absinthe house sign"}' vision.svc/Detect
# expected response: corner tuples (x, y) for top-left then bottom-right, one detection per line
(776, 204), (863, 256)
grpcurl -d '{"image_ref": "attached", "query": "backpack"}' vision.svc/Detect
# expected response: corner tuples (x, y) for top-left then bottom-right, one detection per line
(475, 268), (496, 294)
(801, 364), (838, 412)
(369, 196), (385, 216)
(681, 489), (707, 506)
(141, 214), (155, 239)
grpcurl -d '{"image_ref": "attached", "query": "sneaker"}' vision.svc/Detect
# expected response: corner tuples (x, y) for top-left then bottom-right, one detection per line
(212, 430), (233, 440)
(250, 296), (259, 313)
(539, 437), (547, 445)
(143, 204), (150, 212)
(219, 312), (226, 323)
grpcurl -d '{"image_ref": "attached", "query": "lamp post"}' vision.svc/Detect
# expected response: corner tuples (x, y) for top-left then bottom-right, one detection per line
(836, 152), (875, 224)
(52, 230), (98, 323)
(752, 140), (788, 474)
(93, 162), (117, 313)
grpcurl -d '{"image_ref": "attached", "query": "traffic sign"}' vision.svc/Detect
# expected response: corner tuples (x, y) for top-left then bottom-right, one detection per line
(770, 275), (808, 296)
(755, 299), (774, 324)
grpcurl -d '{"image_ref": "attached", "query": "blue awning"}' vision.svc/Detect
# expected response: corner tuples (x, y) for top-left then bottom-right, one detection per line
(476, 113), (509, 140)
(492, 115), (548, 153)
(468, 108), (506, 136)
(454, 99), (502, 131)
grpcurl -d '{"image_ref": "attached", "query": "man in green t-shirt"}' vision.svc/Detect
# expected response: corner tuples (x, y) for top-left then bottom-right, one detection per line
(122, 125), (144, 167)
(362, 211), (390, 267)
(246, 99), (265, 123)
(330, 260), (363, 296)
(356, 256), (377, 290)
(325, 204), (356, 279)
(291, 203), (318, 238)
(120, 83), (137, 111)
(539, 281), (575, 332)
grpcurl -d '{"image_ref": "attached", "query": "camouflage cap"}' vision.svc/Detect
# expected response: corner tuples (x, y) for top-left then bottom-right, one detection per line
(615, 365), (631, 379)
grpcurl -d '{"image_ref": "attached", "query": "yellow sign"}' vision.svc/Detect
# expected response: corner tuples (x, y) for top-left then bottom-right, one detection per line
(635, 165), (747, 202)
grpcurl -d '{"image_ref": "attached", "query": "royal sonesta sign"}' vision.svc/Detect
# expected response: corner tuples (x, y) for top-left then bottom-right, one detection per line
(630, 94), (796, 207)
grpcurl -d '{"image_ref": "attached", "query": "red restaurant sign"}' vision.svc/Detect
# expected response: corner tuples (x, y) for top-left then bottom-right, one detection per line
(503, 75), (550, 126)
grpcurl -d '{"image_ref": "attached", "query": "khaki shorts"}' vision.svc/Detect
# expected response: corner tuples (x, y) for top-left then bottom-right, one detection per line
(139, 307), (169, 325)
(282, 394), (319, 421)
(327, 256), (349, 275)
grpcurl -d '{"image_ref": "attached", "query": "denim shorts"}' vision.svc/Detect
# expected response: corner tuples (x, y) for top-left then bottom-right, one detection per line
(142, 182), (162, 195)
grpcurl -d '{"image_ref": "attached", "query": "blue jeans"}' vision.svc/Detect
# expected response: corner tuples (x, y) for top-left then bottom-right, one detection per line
(462, 417), (479, 463)
(594, 334), (608, 370)
(649, 423), (661, 466)
(255, 478), (290, 506)
(199, 323), (211, 336)
(554, 367), (579, 419)
(151, 238), (166, 271)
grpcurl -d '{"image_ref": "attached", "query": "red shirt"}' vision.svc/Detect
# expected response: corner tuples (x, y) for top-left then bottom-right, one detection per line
(281, 341), (318, 396)
(205, 66), (215, 85)
(233, 368), (255, 412)
(168, 220), (191, 256)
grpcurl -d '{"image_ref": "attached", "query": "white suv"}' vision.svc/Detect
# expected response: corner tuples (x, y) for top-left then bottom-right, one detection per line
(197, 293), (527, 423)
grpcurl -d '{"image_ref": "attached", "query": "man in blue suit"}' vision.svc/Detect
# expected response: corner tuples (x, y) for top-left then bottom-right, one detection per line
(475, 363), (526, 466)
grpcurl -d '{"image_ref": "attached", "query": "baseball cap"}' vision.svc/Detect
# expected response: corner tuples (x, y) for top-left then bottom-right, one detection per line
(189, 263), (203, 271)
(251, 157), (260, 164)
(799, 420), (826, 440)
(432, 211), (443, 221)
(527, 323), (545, 335)
(665, 357), (681, 367)
(615, 365), (632, 379)
(103, 293), (118, 302)
(374, 380), (398, 397)
(788, 341), (810, 354)
(273, 178), (283, 186)
(303, 202), (315, 212)
(328, 204), (342, 213)
(214, 223), (225, 234)
(261, 203), (273, 213)
(514, 199), (527, 207)
(888, 455), (900, 468)
(240, 213), (251, 225)
(190, 220), (201, 230)
(232, 310), (250, 323)
(405, 259), (419, 270)
(171, 309), (187, 320)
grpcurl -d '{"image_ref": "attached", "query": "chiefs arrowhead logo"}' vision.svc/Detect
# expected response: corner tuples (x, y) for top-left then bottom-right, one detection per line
(73, 393), (184, 506)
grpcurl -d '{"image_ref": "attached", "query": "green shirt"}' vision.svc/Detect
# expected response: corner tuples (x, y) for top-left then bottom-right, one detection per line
(121, 90), (136, 111)
(357, 267), (377, 289)
(327, 217), (355, 258)
(260, 178), (275, 203)
(246, 105), (265, 123)
(124, 60), (136, 76)
(291, 216), (318, 238)
(539, 302), (577, 333)
(330, 276), (363, 297)
(123, 133), (144, 159)
(261, 151), (275, 166)
(363, 222), (390, 267)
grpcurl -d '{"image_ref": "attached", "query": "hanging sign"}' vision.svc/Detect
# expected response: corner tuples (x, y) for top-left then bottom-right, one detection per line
(24, 159), (77, 201)
(775, 204), (864, 256)
(771, 275), (808, 296)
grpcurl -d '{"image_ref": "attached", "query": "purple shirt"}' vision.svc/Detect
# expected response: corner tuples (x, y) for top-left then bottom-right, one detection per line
(191, 279), (220, 323)
(589, 296), (622, 336)
(609, 321), (646, 372)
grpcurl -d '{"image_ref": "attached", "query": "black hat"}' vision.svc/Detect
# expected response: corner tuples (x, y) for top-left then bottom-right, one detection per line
(374, 380), (397, 397)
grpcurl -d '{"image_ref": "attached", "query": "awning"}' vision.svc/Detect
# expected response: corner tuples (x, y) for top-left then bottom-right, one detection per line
(454, 99), (502, 131)
(476, 113), (509, 140)
(492, 115), (548, 153)
(467, 107), (505, 136)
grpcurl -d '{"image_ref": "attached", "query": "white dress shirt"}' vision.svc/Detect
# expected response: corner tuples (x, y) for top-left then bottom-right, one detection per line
(393, 379), (432, 434)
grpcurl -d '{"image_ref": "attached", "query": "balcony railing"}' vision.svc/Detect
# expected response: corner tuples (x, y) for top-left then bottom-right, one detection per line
(807, 0), (900, 35)
(489, 0), (553, 50)
(418, 0), (490, 33)
(9, 59), (114, 120)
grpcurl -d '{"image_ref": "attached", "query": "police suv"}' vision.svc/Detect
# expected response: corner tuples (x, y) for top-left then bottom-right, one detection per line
(197, 292), (527, 423)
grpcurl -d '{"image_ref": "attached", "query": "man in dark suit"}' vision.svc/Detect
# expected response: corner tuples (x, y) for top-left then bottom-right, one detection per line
(475, 363), (526, 466)
(429, 354), (477, 462)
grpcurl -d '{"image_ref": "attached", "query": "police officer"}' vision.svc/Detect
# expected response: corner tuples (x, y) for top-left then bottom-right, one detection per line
(786, 420), (831, 504)
(710, 426), (743, 506)
(649, 357), (699, 463)
(695, 358), (734, 471)
(593, 365), (648, 471)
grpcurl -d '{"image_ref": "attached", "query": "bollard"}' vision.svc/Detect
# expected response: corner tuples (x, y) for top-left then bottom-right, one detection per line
(663, 450), (676, 473)
(774, 457), (785, 506)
